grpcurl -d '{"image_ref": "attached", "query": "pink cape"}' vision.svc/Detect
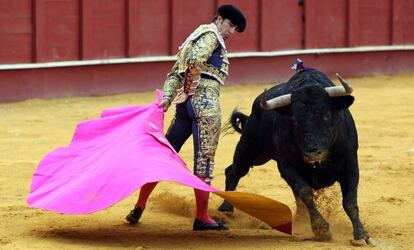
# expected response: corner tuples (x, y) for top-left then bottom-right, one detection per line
(27, 90), (292, 234)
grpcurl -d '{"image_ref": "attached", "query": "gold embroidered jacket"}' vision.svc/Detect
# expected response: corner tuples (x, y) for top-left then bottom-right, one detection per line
(162, 23), (229, 103)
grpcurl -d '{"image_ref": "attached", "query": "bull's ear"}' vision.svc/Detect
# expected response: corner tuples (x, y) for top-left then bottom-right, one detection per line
(329, 95), (354, 110)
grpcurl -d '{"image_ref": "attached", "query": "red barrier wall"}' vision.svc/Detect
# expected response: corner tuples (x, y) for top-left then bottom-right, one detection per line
(305, 0), (347, 48)
(393, 0), (414, 44)
(0, 0), (33, 63)
(2, 0), (414, 62)
(348, 0), (393, 47)
(128, 0), (171, 56)
(35, 0), (80, 62)
(2, 50), (414, 103)
(82, 0), (126, 59)
(261, 0), (303, 51)
(1, 0), (414, 102)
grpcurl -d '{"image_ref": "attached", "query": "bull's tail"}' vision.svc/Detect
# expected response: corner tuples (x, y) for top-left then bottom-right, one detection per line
(231, 109), (249, 133)
(221, 108), (249, 136)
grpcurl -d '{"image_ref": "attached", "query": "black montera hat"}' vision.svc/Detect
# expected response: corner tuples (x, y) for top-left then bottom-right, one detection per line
(217, 4), (246, 33)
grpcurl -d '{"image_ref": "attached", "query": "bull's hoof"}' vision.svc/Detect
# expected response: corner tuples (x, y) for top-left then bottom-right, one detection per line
(350, 237), (376, 247)
(366, 237), (376, 246)
(314, 231), (332, 241)
(311, 219), (332, 241)
(218, 201), (234, 212)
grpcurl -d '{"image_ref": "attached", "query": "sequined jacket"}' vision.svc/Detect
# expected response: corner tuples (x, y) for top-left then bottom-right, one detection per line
(162, 23), (229, 103)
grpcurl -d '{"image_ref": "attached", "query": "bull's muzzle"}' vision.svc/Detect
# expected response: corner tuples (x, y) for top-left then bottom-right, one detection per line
(303, 149), (328, 165)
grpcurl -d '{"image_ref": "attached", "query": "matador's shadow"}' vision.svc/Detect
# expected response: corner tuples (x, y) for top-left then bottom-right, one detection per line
(31, 221), (293, 249)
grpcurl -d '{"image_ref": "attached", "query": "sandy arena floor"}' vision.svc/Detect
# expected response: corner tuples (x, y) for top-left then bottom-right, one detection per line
(0, 73), (413, 249)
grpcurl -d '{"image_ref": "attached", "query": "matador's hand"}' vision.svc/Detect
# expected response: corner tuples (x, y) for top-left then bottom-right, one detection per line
(158, 99), (171, 112)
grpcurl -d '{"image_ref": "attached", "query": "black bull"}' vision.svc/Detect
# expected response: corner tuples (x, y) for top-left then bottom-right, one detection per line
(218, 70), (374, 245)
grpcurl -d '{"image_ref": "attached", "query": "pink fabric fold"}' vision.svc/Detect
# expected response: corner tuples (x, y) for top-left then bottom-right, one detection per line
(28, 90), (219, 214)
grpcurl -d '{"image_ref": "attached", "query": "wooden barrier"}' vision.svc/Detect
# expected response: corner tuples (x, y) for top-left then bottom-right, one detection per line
(1, 0), (414, 102)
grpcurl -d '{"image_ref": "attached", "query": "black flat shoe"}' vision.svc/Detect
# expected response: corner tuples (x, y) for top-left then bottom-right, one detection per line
(125, 207), (143, 225)
(193, 218), (229, 231)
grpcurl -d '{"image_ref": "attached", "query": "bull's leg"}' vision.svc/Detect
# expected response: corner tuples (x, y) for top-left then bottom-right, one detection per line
(223, 155), (270, 193)
(339, 159), (375, 246)
(217, 163), (247, 212)
(279, 164), (332, 241)
(218, 160), (254, 212)
(218, 139), (267, 212)
(293, 192), (309, 222)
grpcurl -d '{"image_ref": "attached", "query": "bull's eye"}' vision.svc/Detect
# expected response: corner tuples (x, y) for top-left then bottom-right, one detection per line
(290, 116), (298, 126)
(323, 112), (332, 121)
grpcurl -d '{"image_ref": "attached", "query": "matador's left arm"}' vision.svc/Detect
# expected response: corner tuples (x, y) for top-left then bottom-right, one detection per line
(174, 32), (219, 103)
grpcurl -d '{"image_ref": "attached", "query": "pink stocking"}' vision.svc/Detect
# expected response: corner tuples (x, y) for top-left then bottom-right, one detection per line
(135, 182), (158, 210)
(194, 179), (216, 224)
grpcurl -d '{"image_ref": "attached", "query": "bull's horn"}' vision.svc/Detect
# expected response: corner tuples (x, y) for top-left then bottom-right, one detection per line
(260, 89), (292, 110)
(325, 73), (353, 97)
